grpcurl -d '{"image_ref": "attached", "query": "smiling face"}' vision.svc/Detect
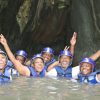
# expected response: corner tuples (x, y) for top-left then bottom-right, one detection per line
(32, 58), (44, 73)
(59, 55), (72, 69)
(42, 52), (53, 63)
(0, 53), (7, 70)
(80, 62), (92, 75)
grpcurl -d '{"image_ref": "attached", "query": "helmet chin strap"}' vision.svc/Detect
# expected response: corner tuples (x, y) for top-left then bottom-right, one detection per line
(0, 68), (4, 73)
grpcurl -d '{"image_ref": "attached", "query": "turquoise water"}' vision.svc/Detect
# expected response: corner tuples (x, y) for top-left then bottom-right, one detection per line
(0, 77), (100, 100)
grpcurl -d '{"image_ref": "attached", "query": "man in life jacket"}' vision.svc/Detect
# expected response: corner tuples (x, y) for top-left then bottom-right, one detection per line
(0, 49), (12, 82)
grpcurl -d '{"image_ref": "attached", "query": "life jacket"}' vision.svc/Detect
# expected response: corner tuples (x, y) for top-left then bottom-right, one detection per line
(10, 68), (19, 77)
(6, 60), (18, 76)
(7, 60), (13, 68)
(55, 66), (72, 79)
(28, 66), (46, 77)
(78, 71), (100, 84)
(7, 62), (20, 77)
(0, 66), (12, 82)
(45, 58), (56, 71)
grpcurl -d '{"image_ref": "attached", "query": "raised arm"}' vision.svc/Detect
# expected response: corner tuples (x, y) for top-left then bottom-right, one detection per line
(69, 32), (77, 55)
(0, 34), (30, 76)
(64, 32), (77, 55)
(90, 50), (100, 83)
(89, 50), (100, 61)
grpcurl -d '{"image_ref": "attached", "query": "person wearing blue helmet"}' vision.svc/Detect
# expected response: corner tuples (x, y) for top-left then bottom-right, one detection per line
(7, 50), (28, 67)
(47, 49), (74, 79)
(41, 47), (56, 71)
(7, 50), (28, 76)
(28, 54), (46, 77)
(0, 34), (46, 77)
(0, 49), (12, 82)
(77, 51), (100, 84)
(15, 50), (28, 65)
(56, 50), (73, 78)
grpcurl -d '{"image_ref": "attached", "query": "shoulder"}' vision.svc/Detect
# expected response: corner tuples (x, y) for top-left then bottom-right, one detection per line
(72, 65), (80, 73)
(95, 71), (100, 83)
(72, 65), (80, 79)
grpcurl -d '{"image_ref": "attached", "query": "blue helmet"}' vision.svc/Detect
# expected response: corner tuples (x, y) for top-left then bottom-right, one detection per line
(59, 50), (73, 58)
(58, 50), (73, 66)
(41, 47), (54, 55)
(15, 50), (28, 59)
(31, 53), (44, 63)
(80, 58), (95, 71)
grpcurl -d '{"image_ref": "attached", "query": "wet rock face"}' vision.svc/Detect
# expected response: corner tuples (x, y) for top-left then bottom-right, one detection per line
(0, 0), (100, 66)
(0, 0), (71, 54)
(70, 0), (100, 67)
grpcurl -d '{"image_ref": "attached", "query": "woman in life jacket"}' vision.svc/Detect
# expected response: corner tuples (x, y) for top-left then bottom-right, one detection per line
(28, 54), (46, 77)
(77, 56), (100, 84)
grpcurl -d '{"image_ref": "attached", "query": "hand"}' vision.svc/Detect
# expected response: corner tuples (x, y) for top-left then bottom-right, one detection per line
(70, 32), (77, 46)
(0, 34), (7, 46)
(64, 46), (70, 51)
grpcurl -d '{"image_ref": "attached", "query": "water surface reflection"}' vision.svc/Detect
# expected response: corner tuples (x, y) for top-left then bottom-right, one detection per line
(0, 77), (100, 100)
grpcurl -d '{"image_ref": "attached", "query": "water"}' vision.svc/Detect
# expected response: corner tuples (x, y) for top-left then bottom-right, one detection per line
(0, 77), (100, 100)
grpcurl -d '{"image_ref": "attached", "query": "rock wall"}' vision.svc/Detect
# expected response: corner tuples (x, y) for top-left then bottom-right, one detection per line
(70, 0), (100, 67)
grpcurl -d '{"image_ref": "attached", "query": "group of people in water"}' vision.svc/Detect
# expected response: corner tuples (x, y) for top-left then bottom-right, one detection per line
(0, 32), (100, 85)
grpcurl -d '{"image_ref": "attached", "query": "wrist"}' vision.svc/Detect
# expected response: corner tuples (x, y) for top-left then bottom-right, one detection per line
(3, 43), (8, 47)
(71, 44), (75, 46)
